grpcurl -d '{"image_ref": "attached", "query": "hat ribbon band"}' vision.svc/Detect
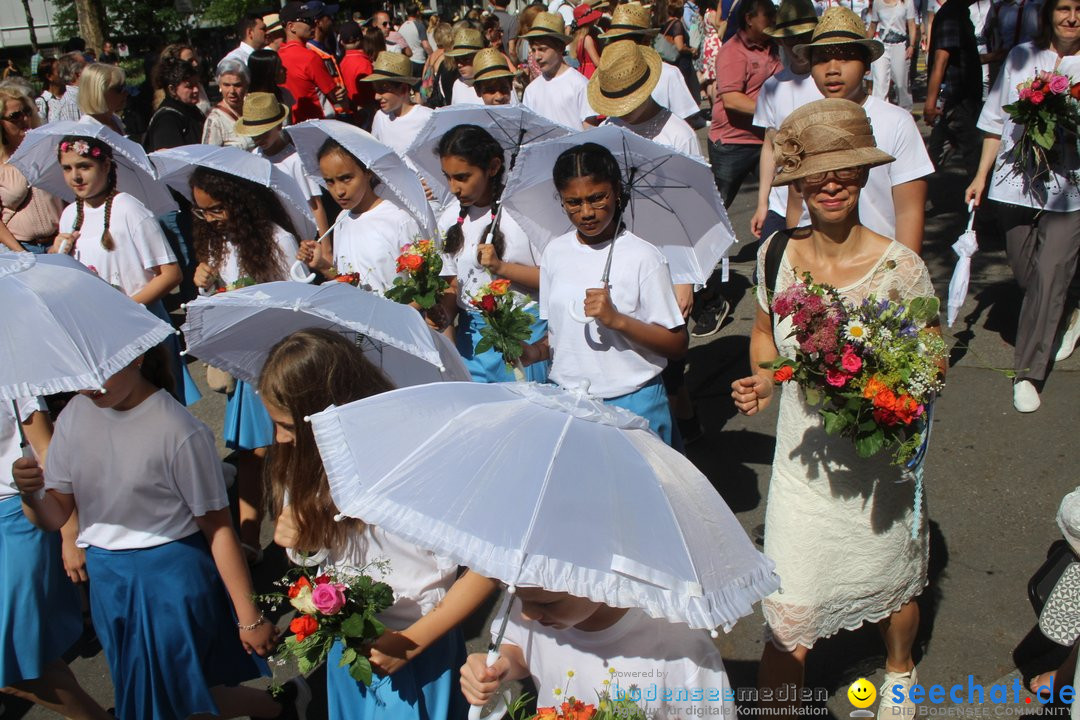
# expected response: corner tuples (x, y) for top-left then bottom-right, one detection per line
(772, 16), (818, 30)
(474, 64), (511, 79)
(606, 22), (651, 31)
(812, 29), (873, 42)
(453, 42), (484, 51)
(370, 68), (412, 80)
(599, 66), (652, 99)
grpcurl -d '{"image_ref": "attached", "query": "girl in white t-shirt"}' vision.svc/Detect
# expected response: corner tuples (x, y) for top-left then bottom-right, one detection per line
(259, 328), (497, 719)
(189, 166), (300, 565)
(12, 348), (298, 720)
(522, 143), (687, 444)
(435, 124), (550, 383)
(296, 138), (421, 294)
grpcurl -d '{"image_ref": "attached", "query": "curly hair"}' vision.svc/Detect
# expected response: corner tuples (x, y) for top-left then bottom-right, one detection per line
(57, 135), (118, 251)
(153, 56), (199, 97)
(436, 124), (506, 258)
(188, 166), (301, 284)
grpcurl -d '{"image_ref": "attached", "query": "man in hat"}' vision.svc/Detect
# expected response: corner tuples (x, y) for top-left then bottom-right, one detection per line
(303, 1), (348, 118)
(235, 92), (330, 237)
(750, 0), (820, 243)
(277, 1), (349, 122)
(471, 47), (518, 104)
(264, 13), (285, 51)
(338, 20), (376, 126)
(794, 6), (932, 253)
(363, 53), (434, 155)
(519, 12), (593, 128)
(218, 12), (267, 69)
(598, 3), (702, 124)
(446, 27), (489, 104)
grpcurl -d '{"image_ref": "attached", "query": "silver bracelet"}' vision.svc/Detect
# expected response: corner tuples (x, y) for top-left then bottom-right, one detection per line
(237, 615), (266, 631)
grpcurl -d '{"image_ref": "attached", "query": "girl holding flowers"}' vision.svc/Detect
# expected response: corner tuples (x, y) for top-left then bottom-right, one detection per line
(259, 328), (497, 718)
(731, 99), (940, 717)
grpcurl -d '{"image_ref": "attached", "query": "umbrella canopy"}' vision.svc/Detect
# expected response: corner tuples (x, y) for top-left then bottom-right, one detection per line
(150, 145), (317, 241)
(501, 125), (737, 286)
(0, 252), (176, 399)
(309, 381), (778, 633)
(286, 119), (437, 238)
(403, 105), (576, 207)
(10, 117), (178, 216)
(180, 281), (470, 388)
(947, 203), (978, 328)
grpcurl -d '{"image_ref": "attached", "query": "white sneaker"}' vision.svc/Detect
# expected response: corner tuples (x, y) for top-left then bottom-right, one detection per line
(878, 667), (919, 719)
(1055, 309), (1080, 362)
(1013, 380), (1041, 413)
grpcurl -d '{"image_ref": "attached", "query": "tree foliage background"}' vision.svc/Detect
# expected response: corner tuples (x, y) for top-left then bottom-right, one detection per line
(51, 0), (257, 42)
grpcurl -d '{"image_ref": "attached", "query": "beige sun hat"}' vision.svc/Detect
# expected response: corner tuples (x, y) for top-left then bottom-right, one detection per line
(234, 92), (290, 136)
(472, 47), (516, 82)
(263, 12), (283, 34)
(793, 7), (883, 62)
(598, 3), (659, 39)
(517, 12), (572, 44)
(358, 51), (420, 84)
(771, 98), (895, 186)
(446, 27), (486, 57)
(764, 0), (818, 38)
(587, 40), (662, 118)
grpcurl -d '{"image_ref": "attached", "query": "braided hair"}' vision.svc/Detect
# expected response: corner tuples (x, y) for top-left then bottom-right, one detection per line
(57, 135), (119, 251)
(435, 124), (506, 258)
(552, 142), (629, 239)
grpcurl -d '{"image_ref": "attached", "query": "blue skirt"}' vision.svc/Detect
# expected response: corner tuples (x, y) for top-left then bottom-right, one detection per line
(146, 299), (201, 408)
(326, 627), (467, 720)
(86, 533), (268, 720)
(455, 306), (550, 384)
(0, 495), (82, 686)
(224, 379), (273, 450)
(602, 375), (674, 446)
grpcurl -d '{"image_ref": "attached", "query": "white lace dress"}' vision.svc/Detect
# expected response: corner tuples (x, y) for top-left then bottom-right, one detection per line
(755, 236), (935, 652)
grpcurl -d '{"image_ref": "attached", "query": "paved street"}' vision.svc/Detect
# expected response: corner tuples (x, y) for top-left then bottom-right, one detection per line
(14, 132), (1080, 718)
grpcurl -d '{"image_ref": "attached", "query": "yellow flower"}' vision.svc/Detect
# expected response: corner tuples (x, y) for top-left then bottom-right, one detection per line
(567, 670), (575, 678)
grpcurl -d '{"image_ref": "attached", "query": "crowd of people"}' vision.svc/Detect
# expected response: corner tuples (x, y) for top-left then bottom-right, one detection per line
(0, 0), (1077, 717)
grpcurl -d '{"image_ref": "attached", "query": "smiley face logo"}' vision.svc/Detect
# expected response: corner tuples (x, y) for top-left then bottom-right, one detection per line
(848, 678), (876, 709)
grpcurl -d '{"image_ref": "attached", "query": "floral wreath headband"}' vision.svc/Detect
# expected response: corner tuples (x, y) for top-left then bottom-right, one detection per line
(59, 140), (106, 158)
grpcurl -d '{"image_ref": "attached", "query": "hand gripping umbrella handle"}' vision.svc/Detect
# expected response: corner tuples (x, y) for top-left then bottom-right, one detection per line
(291, 219), (345, 284)
(468, 649), (510, 720)
(569, 237), (617, 324)
(22, 445), (45, 501)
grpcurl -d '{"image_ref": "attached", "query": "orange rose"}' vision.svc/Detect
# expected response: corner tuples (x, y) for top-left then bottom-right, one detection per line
(489, 278), (512, 295)
(288, 576), (311, 599)
(1071, 82), (1080, 100)
(535, 708), (559, 720)
(289, 614), (318, 642)
(773, 365), (794, 383)
(397, 253), (424, 273)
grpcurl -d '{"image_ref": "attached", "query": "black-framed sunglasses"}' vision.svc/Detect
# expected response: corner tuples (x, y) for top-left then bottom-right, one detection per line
(802, 167), (863, 185)
(1, 109), (30, 123)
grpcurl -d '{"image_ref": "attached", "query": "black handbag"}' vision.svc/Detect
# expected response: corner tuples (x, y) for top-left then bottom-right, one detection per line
(1029, 539), (1079, 616)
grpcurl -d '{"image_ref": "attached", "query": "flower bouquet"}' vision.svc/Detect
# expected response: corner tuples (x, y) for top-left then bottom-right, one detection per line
(469, 278), (534, 373)
(383, 239), (450, 309)
(255, 562), (394, 685)
(213, 276), (256, 295)
(1002, 70), (1080, 185)
(508, 668), (649, 720)
(762, 274), (947, 466)
(334, 272), (362, 287)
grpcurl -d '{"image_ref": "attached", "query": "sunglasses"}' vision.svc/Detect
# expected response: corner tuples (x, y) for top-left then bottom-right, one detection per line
(802, 168), (863, 184)
(1, 109), (29, 123)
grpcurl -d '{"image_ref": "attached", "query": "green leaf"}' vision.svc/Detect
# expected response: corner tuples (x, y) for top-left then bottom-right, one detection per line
(803, 387), (822, 405)
(340, 613), (367, 639)
(821, 410), (844, 435)
(349, 655), (374, 686)
(475, 338), (493, 354)
(854, 428), (885, 457)
(340, 647), (358, 667)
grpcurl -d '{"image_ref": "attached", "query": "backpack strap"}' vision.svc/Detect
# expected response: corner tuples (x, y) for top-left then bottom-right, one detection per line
(764, 228), (792, 321)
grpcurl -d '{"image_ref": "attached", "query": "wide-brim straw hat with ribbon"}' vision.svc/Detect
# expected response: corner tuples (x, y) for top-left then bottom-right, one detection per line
(472, 47), (516, 82)
(263, 12), (283, 34)
(446, 27), (486, 57)
(793, 7), (883, 62)
(234, 91), (290, 136)
(599, 3), (659, 39)
(359, 51), (420, 84)
(764, 0), (818, 38)
(771, 98), (895, 186)
(587, 40), (662, 118)
(517, 11), (572, 44)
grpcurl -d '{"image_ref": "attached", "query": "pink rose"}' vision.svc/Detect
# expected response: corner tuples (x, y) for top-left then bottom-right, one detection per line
(1049, 74), (1070, 94)
(841, 346), (863, 373)
(825, 368), (850, 387)
(1019, 87), (1032, 101)
(1031, 91), (1045, 105)
(311, 582), (346, 615)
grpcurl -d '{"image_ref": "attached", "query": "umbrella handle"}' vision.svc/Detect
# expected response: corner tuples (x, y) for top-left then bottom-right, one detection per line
(568, 303), (596, 325)
(467, 649), (510, 720)
(290, 260), (317, 284)
(22, 445), (45, 501)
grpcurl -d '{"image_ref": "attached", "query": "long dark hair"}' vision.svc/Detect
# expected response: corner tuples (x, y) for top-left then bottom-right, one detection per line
(188, 166), (300, 284)
(57, 135), (118, 251)
(436, 124), (506, 257)
(552, 142), (628, 236)
(247, 49), (284, 98)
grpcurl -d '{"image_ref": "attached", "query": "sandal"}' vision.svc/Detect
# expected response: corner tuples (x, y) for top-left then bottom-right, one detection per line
(1029, 671), (1056, 701)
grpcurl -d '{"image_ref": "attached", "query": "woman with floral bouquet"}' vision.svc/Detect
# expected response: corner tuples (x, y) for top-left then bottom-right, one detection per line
(964, 0), (1080, 413)
(731, 98), (940, 718)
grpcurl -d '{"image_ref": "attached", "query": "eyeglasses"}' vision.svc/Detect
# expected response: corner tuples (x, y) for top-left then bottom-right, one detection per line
(561, 192), (611, 213)
(192, 205), (227, 221)
(802, 167), (863, 185)
(1, 109), (29, 123)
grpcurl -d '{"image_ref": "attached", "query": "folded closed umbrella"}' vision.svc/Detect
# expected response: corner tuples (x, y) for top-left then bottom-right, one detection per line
(947, 202), (978, 328)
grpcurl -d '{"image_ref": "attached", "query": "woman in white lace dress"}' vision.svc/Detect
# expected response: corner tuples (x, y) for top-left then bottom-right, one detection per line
(732, 98), (939, 718)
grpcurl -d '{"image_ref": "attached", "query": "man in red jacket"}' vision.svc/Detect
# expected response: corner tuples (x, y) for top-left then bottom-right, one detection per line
(277, 1), (348, 122)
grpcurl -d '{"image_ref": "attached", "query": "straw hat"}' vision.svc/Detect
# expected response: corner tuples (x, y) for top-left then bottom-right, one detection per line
(764, 0), (818, 38)
(263, 12), (283, 34)
(517, 12), (572, 44)
(598, 3), (659, 39)
(446, 27), (485, 57)
(472, 47), (516, 82)
(587, 40), (662, 118)
(358, 51), (420, 84)
(234, 92), (290, 136)
(793, 7), (883, 62)
(771, 98), (894, 186)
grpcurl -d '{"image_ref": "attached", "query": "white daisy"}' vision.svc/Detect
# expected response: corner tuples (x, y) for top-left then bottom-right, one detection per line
(845, 319), (869, 342)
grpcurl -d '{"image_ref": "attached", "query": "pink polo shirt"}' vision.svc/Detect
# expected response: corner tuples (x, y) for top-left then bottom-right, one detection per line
(709, 31), (782, 144)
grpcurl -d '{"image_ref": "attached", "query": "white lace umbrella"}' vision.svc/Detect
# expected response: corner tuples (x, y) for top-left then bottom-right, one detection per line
(149, 145), (317, 241)
(0, 251), (175, 399)
(10, 117), (178, 216)
(501, 125), (737, 286)
(403, 104), (576, 206)
(180, 281), (470, 388)
(947, 201), (978, 328)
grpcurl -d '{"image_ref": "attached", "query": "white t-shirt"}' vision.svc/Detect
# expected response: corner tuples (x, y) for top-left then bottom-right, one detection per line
(870, 0), (916, 39)
(547, 0), (577, 25)
(214, 224), (299, 287)
(523, 66), (592, 129)
(332, 201), (420, 293)
(653, 62), (701, 120)
(539, 230), (683, 398)
(501, 603), (736, 719)
(439, 201), (540, 309)
(0, 397), (45, 501)
(604, 108), (702, 158)
(372, 104), (434, 156)
(452, 78), (485, 105)
(752, 69), (822, 223)
(398, 20), (427, 64)
(257, 144), (321, 201)
(60, 192), (177, 297)
(46, 391), (229, 550)
(218, 42), (255, 71)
